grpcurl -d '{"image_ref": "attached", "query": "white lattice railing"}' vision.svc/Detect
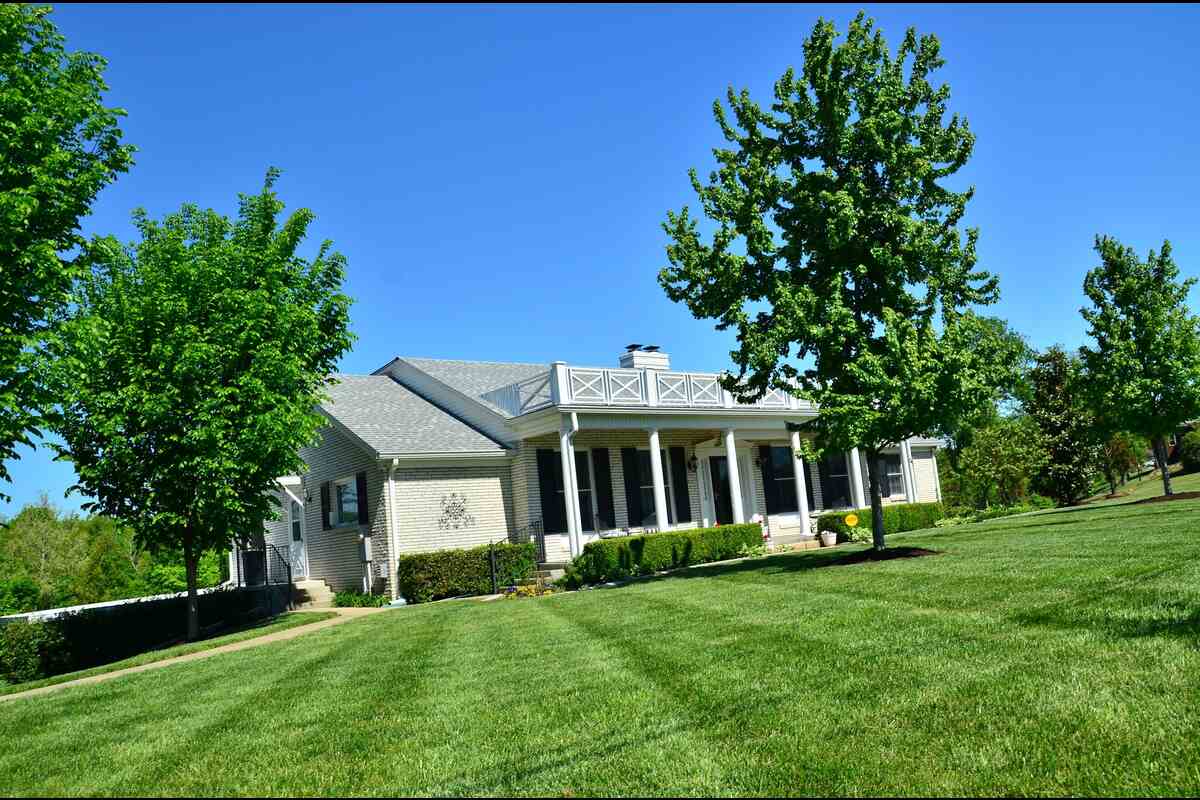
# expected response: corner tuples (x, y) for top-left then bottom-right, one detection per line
(541, 364), (813, 412)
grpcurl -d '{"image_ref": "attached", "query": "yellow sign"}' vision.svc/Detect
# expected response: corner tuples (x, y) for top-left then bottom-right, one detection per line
(844, 513), (859, 528)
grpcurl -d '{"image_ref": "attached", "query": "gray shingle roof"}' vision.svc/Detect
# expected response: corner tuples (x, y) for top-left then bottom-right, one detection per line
(321, 375), (507, 455)
(397, 357), (549, 418)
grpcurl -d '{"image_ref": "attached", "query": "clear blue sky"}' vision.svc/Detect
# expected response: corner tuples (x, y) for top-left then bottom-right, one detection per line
(5, 3), (1199, 516)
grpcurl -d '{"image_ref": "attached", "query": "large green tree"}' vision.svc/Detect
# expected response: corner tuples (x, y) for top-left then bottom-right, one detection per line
(1025, 347), (1099, 506)
(0, 5), (133, 497)
(1079, 236), (1200, 496)
(956, 416), (1046, 508)
(660, 13), (1001, 549)
(51, 172), (354, 639)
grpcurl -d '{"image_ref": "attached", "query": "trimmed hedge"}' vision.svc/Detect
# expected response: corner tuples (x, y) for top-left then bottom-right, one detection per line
(561, 523), (762, 588)
(396, 541), (537, 604)
(0, 585), (284, 684)
(817, 502), (945, 543)
(1180, 431), (1200, 473)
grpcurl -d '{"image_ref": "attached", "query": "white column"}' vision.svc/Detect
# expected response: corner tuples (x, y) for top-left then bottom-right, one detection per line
(724, 428), (746, 523)
(790, 430), (811, 536)
(559, 427), (582, 557)
(647, 429), (670, 531)
(849, 447), (866, 508)
(900, 440), (917, 503)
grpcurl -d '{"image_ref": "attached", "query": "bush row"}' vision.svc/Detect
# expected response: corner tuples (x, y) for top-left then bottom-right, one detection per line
(561, 523), (763, 588)
(0, 585), (283, 685)
(817, 502), (945, 543)
(396, 541), (537, 604)
(332, 590), (391, 608)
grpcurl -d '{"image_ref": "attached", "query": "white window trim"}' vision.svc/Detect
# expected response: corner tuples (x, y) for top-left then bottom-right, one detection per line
(331, 475), (360, 529)
(289, 499), (303, 541)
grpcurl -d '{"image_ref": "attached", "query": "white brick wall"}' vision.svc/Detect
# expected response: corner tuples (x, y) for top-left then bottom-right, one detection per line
(392, 465), (515, 555)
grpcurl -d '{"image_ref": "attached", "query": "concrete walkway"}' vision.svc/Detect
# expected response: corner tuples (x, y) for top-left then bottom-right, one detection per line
(0, 607), (384, 704)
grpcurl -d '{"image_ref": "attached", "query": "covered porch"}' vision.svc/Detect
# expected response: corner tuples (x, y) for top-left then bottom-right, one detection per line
(515, 411), (925, 564)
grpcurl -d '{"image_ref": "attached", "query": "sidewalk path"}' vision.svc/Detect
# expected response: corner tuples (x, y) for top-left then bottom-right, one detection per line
(0, 607), (384, 704)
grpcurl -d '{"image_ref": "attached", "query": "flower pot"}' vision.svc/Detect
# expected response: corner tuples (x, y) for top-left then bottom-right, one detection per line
(819, 531), (837, 547)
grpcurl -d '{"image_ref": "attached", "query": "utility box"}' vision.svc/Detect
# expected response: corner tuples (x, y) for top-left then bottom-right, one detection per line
(359, 532), (372, 563)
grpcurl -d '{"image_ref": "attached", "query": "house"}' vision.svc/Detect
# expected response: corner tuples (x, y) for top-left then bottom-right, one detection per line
(237, 346), (943, 598)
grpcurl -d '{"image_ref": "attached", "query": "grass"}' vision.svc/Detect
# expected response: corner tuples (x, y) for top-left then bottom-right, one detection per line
(1080, 464), (1200, 507)
(0, 611), (336, 698)
(2, 501), (1200, 796)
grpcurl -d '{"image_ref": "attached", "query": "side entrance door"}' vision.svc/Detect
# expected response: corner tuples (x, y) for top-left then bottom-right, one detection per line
(288, 498), (308, 578)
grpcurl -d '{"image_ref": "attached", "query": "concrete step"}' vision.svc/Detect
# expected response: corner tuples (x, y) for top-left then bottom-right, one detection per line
(292, 578), (334, 609)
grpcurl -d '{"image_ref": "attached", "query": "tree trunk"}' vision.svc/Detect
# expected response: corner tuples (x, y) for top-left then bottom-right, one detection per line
(1155, 436), (1174, 496)
(865, 449), (886, 552)
(183, 525), (200, 642)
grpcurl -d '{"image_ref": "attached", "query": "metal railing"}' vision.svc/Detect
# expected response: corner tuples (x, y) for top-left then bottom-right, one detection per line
(515, 518), (546, 563)
(234, 541), (293, 611)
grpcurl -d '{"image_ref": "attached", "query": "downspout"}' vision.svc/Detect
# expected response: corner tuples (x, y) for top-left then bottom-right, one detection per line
(387, 458), (400, 599)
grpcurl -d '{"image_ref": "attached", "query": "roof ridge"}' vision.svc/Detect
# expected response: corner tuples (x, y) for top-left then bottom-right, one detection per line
(398, 356), (549, 368)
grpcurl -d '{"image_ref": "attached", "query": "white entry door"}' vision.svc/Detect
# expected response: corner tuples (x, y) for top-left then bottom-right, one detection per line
(288, 498), (308, 578)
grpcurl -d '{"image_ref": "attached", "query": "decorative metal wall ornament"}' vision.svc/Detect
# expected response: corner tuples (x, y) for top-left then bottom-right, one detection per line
(438, 492), (476, 530)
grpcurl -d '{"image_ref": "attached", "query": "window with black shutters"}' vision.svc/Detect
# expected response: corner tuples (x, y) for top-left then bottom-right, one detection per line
(634, 450), (675, 527)
(878, 454), (904, 497)
(819, 453), (852, 510)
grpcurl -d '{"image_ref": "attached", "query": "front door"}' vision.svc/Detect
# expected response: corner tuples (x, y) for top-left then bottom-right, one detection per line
(288, 498), (308, 578)
(709, 456), (735, 525)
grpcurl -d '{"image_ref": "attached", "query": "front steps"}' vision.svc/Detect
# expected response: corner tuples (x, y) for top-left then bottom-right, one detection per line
(293, 578), (334, 609)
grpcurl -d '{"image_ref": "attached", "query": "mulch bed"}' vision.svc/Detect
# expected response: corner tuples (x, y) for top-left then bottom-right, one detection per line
(1132, 491), (1200, 505)
(828, 546), (940, 566)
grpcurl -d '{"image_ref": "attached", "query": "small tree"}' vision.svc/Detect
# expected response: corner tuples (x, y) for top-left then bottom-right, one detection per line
(660, 13), (1002, 550)
(957, 416), (1046, 508)
(0, 6), (133, 497)
(1095, 431), (1147, 495)
(51, 172), (353, 640)
(1025, 347), (1099, 506)
(1178, 431), (1200, 474)
(1080, 235), (1200, 496)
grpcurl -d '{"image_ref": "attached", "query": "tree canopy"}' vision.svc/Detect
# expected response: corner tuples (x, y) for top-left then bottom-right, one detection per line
(659, 12), (1001, 548)
(1079, 235), (1200, 495)
(50, 171), (354, 638)
(0, 5), (133, 498)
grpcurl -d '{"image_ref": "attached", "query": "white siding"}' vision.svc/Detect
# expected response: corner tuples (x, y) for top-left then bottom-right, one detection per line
(911, 446), (940, 503)
(299, 424), (390, 594)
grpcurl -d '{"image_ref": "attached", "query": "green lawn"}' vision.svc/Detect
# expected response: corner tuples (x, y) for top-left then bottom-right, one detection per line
(0, 611), (337, 697)
(3, 501), (1200, 796)
(1082, 464), (1200, 505)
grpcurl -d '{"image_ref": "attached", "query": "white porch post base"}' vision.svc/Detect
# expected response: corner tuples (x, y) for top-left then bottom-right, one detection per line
(850, 447), (867, 509)
(724, 428), (746, 524)
(790, 430), (811, 535)
(648, 428), (670, 531)
(901, 440), (917, 503)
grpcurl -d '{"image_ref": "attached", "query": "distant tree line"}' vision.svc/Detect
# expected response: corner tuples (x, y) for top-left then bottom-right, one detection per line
(0, 498), (226, 615)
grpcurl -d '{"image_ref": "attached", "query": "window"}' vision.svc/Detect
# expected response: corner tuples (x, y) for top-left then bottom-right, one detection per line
(764, 445), (815, 513)
(333, 476), (358, 527)
(635, 450), (674, 528)
(878, 454), (904, 497)
(819, 453), (852, 510)
(554, 451), (596, 532)
(290, 500), (302, 541)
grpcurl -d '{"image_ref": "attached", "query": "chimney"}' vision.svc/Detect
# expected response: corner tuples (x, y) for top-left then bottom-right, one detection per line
(619, 343), (671, 371)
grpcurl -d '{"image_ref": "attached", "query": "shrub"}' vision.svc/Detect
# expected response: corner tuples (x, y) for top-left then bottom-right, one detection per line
(560, 523), (762, 588)
(396, 541), (537, 604)
(1180, 431), (1200, 473)
(333, 590), (390, 608)
(817, 502), (945, 543)
(0, 577), (43, 615)
(0, 621), (68, 684)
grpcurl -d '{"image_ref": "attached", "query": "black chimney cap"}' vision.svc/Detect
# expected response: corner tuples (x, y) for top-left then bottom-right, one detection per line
(641, 344), (661, 352)
(625, 343), (641, 351)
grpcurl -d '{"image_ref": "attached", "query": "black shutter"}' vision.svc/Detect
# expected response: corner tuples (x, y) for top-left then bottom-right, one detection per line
(760, 445), (780, 514)
(591, 449), (615, 530)
(621, 447), (643, 528)
(668, 447), (692, 523)
(356, 471), (369, 524)
(536, 449), (566, 534)
(320, 482), (331, 530)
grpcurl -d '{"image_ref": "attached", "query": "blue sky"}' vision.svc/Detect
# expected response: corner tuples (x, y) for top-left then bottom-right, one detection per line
(5, 3), (1199, 516)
